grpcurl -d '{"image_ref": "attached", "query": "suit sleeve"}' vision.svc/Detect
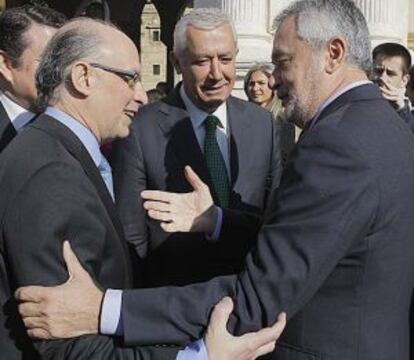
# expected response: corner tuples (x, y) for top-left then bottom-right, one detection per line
(120, 123), (379, 346)
(112, 128), (149, 259)
(3, 162), (178, 359)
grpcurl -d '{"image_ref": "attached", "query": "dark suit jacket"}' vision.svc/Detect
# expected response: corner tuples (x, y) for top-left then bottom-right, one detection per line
(0, 114), (178, 359)
(118, 84), (414, 360)
(0, 101), (17, 153)
(112, 86), (281, 286)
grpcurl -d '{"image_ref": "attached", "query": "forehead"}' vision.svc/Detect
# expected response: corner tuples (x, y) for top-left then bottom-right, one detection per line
(185, 23), (236, 55)
(100, 29), (141, 70)
(374, 55), (405, 70)
(272, 16), (298, 56)
(23, 23), (56, 52)
(250, 71), (268, 80)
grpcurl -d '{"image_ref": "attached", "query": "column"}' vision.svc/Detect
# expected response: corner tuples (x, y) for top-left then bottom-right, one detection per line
(408, 0), (414, 52)
(354, 0), (410, 48)
(194, 0), (273, 97)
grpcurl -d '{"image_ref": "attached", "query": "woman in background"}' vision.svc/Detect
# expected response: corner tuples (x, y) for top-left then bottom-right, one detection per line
(244, 63), (296, 166)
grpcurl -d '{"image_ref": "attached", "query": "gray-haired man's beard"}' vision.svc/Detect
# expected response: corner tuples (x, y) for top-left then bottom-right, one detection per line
(284, 97), (308, 129)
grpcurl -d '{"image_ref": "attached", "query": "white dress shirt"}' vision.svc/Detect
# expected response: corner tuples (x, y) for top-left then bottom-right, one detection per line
(0, 92), (35, 131)
(179, 85), (231, 179)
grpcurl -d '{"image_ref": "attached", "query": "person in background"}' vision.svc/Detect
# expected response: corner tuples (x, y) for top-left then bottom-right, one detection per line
(244, 62), (295, 165)
(0, 4), (65, 152)
(406, 65), (414, 109)
(372, 42), (414, 130)
(146, 88), (164, 103)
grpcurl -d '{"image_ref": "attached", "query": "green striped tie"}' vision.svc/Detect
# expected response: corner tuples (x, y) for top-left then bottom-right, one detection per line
(204, 115), (230, 207)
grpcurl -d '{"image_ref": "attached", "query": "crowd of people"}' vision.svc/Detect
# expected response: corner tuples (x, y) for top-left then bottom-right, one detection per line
(0, 0), (413, 359)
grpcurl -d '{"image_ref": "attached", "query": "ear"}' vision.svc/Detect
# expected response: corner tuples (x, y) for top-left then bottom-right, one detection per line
(402, 73), (410, 88)
(169, 51), (182, 74)
(0, 50), (16, 83)
(324, 37), (346, 74)
(69, 62), (93, 96)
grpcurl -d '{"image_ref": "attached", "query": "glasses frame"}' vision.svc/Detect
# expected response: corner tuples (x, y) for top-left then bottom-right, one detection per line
(89, 62), (141, 88)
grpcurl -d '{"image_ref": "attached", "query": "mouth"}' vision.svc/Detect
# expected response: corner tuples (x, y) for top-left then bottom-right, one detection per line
(201, 83), (228, 94)
(123, 109), (137, 120)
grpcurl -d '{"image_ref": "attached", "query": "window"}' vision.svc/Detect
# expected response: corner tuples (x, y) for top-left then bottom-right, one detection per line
(152, 30), (160, 42)
(153, 64), (161, 75)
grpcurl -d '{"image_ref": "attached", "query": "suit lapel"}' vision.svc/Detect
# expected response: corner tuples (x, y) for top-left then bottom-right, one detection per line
(32, 115), (132, 280)
(226, 97), (252, 186)
(156, 87), (212, 191)
(0, 102), (17, 153)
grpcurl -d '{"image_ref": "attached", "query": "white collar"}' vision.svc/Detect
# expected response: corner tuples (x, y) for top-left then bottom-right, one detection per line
(179, 85), (228, 133)
(0, 92), (35, 131)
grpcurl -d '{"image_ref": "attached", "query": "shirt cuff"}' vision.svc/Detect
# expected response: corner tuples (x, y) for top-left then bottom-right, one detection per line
(176, 339), (208, 360)
(100, 289), (123, 335)
(207, 207), (223, 241)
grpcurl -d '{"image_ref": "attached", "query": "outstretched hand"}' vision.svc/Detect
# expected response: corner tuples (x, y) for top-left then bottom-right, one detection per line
(205, 297), (286, 360)
(15, 241), (103, 339)
(142, 165), (217, 234)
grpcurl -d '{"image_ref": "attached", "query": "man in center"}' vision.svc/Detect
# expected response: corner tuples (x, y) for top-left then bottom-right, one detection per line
(112, 8), (282, 286)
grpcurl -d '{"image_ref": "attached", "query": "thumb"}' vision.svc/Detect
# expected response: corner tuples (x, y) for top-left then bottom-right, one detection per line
(184, 166), (206, 192)
(62, 241), (88, 279)
(208, 297), (234, 334)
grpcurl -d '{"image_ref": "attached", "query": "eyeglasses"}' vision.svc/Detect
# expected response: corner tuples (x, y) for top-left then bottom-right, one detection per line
(90, 63), (141, 88)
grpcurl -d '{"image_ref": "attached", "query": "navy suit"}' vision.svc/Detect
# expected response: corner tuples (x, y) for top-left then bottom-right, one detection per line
(116, 84), (414, 360)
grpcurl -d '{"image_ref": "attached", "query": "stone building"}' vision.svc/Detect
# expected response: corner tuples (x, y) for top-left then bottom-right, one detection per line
(2, 0), (414, 92)
(140, 2), (166, 91)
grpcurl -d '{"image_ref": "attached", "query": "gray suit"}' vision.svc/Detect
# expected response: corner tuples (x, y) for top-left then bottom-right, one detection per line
(112, 85), (282, 286)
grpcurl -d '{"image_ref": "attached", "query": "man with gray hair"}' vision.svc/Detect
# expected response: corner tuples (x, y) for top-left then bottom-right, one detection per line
(0, 16), (285, 359)
(16, 0), (414, 359)
(111, 8), (281, 287)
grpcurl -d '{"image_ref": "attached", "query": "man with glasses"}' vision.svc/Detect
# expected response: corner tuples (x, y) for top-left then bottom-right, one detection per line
(372, 42), (414, 130)
(0, 5), (65, 152)
(0, 16), (284, 359)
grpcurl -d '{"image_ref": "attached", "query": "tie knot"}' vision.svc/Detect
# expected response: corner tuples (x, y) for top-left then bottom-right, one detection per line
(204, 115), (221, 131)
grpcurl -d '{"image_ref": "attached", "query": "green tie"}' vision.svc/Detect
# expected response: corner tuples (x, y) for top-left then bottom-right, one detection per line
(204, 115), (230, 207)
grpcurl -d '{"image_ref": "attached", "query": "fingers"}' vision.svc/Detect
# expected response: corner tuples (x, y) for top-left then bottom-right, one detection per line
(18, 301), (43, 318)
(184, 166), (207, 192)
(28, 328), (53, 340)
(141, 190), (175, 203)
(143, 200), (171, 213)
(15, 285), (46, 303)
(62, 241), (87, 279)
(247, 312), (286, 357)
(147, 209), (173, 222)
(208, 297), (234, 335)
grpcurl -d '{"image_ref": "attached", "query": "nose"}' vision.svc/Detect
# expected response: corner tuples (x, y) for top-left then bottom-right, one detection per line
(134, 81), (148, 106)
(209, 58), (223, 81)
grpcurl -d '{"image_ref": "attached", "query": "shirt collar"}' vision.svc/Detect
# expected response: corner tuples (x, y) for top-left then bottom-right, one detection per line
(45, 107), (103, 167)
(179, 84), (228, 133)
(0, 92), (35, 132)
(309, 80), (372, 128)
